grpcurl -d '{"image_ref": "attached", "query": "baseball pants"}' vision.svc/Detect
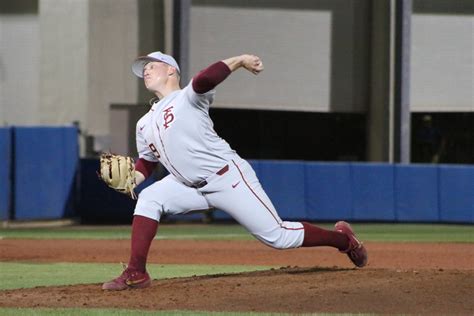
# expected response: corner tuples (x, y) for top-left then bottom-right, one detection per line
(134, 157), (305, 249)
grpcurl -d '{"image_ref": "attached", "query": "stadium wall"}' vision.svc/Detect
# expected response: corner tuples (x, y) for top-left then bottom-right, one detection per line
(0, 127), (79, 221)
(0, 128), (12, 220)
(0, 127), (472, 223)
(79, 159), (473, 224)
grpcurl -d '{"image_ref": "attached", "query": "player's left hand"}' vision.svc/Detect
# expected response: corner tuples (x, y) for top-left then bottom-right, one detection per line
(98, 153), (137, 199)
(242, 54), (264, 75)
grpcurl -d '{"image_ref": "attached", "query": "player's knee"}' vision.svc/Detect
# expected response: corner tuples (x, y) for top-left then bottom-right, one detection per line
(255, 227), (302, 250)
(260, 236), (291, 250)
(134, 186), (164, 221)
(138, 185), (156, 200)
(270, 237), (292, 250)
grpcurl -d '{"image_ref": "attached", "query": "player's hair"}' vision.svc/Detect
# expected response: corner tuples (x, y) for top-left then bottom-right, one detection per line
(149, 96), (159, 105)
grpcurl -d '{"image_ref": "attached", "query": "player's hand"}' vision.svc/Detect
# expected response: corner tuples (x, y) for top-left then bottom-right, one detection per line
(242, 54), (264, 75)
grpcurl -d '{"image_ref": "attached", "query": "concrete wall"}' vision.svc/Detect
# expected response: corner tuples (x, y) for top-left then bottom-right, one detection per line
(38, 0), (89, 128)
(190, 0), (370, 113)
(1, 0), (161, 154)
(0, 0), (472, 160)
(0, 1), (39, 125)
(39, 0), (140, 138)
(87, 0), (141, 136)
(411, 9), (473, 112)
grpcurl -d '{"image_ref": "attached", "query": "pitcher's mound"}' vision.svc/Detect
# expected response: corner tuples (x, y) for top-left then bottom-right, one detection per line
(1, 266), (472, 314)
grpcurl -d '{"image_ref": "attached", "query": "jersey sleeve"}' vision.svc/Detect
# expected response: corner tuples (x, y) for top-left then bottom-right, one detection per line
(136, 121), (159, 162)
(183, 79), (215, 110)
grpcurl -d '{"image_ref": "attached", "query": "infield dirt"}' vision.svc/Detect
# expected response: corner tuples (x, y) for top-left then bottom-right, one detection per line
(0, 239), (473, 314)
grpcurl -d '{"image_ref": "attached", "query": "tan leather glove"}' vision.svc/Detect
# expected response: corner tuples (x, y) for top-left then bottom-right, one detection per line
(98, 153), (137, 199)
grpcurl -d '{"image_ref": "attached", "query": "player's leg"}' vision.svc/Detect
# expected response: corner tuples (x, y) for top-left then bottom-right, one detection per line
(302, 221), (367, 267)
(202, 159), (344, 249)
(102, 175), (211, 290)
(204, 167), (305, 249)
(129, 175), (211, 270)
(202, 158), (367, 266)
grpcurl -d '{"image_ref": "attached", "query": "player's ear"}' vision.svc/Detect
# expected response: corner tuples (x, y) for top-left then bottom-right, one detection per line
(168, 66), (177, 76)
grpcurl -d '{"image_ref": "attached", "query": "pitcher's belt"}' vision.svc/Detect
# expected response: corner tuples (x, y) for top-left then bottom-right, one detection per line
(192, 164), (229, 189)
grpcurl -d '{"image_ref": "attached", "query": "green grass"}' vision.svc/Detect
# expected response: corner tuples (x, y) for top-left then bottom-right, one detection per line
(0, 262), (272, 290)
(0, 224), (252, 240)
(0, 223), (472, 242)
(355, 223), (474, 242)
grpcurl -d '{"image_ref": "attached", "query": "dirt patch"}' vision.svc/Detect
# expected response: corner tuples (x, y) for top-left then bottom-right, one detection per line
(1, 239), (472, 270)
(0, 239), (473, 314)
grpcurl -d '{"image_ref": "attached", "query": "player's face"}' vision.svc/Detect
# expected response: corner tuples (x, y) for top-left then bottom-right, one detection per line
(143, 61), (169, 90)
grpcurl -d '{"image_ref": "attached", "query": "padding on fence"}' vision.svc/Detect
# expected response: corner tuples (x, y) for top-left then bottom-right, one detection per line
(75, 159), (473, 224)
(13, 127), (79, 220)
(0, 128), (12, 220)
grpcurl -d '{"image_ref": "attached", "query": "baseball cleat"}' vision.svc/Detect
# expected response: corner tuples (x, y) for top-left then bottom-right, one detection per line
(335, 221), (368, 268)
(102, 265), (151, 290)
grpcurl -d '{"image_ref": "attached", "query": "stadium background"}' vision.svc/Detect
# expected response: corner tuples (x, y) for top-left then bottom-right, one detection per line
(0, 1), (473, 315)
(0, 0), (472, 223)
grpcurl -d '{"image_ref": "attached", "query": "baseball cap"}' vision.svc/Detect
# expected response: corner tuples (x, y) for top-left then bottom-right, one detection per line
(132, 51), (180, 78)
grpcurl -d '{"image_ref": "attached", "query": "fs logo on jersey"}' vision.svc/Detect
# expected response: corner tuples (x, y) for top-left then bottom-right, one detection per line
(163, 106), (175, 129)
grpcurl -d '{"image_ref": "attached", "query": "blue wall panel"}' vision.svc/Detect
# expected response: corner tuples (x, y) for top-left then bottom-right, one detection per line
(14, 127), (79, 220)
(395, 165), (439, 222)
(248, 160), (260, 176)
(76, 157), (474, 224)
(305, 163), (352, 221)
(351, 163), (395, 221)
(259, 160), (306, 220)
(438, 165), (474, 223)
(0, 128), (12, 220)
(77, 159), (136, 223)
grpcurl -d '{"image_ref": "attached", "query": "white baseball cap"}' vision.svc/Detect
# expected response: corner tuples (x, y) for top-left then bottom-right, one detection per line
(132, 51), (180, 78)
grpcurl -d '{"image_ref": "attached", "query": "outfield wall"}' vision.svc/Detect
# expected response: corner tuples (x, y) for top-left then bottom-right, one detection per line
(248, 161), (473, 223)
(79, 159), (473, 224)
(0, 128), (12, 220)
(0, 127), (472, 223)
(0, 127), (79, 221)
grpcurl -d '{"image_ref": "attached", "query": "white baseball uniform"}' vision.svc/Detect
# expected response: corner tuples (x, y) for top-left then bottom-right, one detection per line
(134, 80), (304, 249)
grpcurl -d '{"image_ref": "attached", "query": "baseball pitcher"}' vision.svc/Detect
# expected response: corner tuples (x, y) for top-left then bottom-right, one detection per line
(99, 51), (368, 290)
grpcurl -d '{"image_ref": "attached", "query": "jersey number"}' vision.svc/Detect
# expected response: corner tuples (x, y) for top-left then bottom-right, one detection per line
(148, 143), (161, 158)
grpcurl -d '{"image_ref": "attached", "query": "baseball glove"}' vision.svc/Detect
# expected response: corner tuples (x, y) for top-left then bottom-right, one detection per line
(98, 153), (137, 199)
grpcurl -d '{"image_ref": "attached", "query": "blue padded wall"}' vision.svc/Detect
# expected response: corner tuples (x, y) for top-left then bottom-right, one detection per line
(76, 158), (473, 224)
(78, 159), (137, 223)
(259, 160), (306, 220)
(351, 163), (395, 221)
(14, 127), (79, 220)
(305, 163), (352, 221)
(438, 165), (474, 223)
(0, 128), (12, 220)
(395, 164), (439, 222)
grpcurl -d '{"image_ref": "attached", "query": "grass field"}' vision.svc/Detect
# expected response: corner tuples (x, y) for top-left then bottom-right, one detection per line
(0, 223), (473, 315)
(0, 223), (473, 242)
(0, 262), (272, 290)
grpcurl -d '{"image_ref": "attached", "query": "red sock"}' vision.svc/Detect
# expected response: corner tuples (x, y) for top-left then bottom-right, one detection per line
(127, 215), (159, 272)
(301, 222), (349, 250)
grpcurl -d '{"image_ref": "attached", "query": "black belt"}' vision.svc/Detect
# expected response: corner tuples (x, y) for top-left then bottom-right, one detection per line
(192, 164), (229, 188)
